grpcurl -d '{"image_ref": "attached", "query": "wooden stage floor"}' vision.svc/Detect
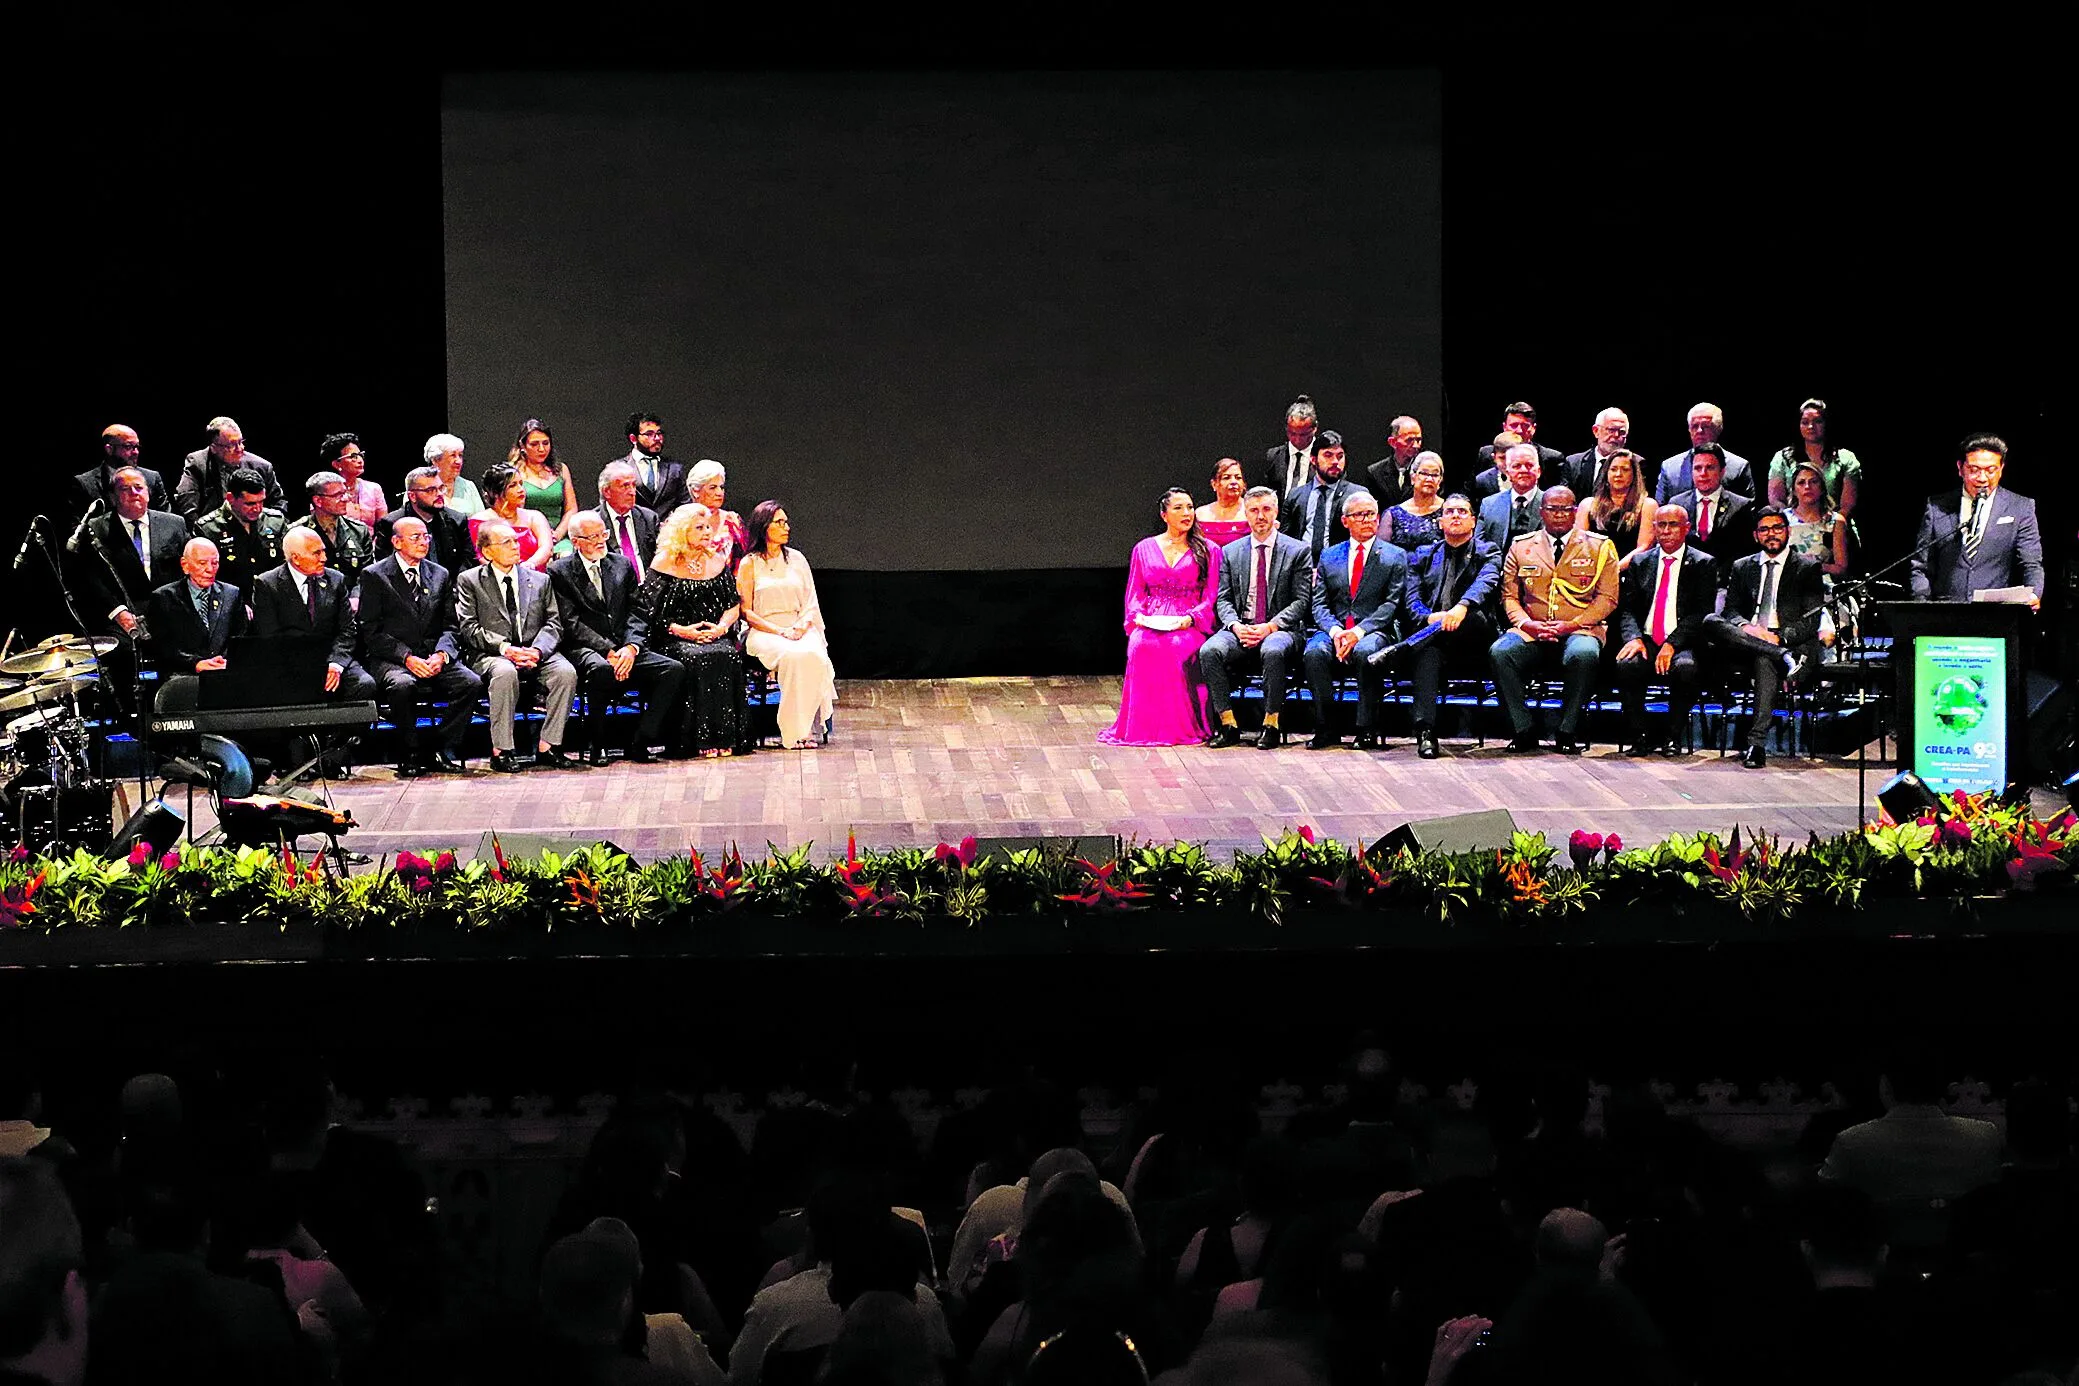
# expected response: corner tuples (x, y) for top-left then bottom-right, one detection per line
(230, 676), (1891, 864)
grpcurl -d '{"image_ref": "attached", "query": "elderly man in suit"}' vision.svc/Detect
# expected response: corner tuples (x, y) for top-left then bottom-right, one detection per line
(353, 515), (482, 777)
(612, 411), (687, 514)
(1282, 430), (1365, 567)
(1470, 402), (1567, 497)
(1364, 416), (1427, 511)
(1489, 487), (1620, 754)
(1475, 443), (1547, 553)
(249, 527), (378, 703)
(172, 415), (285, 520)
(1653, 401), (1756, 502)
(1199, 486), (1315, 749)
(1562, 406), (1631, 498)
(1264, 394), (1319, 497)
(1667, 444), (1755, 566)
(1908, 432), (2045, 608)
(1705, 506), (1826, 769)
(375, 466), (476, 573)
(1612, 508), (1720, 755)
(1302, 490), (1406, 750)
(458, 518), (581, 773)
(549, 510), (686, 765)
(595, 461), (660, 583)
(144, 537), (249, 711)
(69, 424), (170, 522)
(1373, 493), (1503, 759)
(68, 466), (189, 637)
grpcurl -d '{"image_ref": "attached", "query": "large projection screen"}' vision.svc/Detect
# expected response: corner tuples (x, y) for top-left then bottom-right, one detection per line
(443, 70), (1442, 571)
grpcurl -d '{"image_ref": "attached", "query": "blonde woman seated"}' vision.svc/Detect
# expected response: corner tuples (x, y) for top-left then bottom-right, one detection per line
(1575, 448), (1656, 555)
(737, 500), (835, 749)
(639, 504), (743, 758)
(687, 459), (750, 562)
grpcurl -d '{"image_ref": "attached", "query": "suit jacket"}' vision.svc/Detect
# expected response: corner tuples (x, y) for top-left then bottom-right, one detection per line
(144, 578), (248, 670)
(70, 508), (190, 624)
(1476, 487), (1545, 553)
(1470, 444), (1567, 497)
(1263, 441), (1315, 497)
(457, 561), (563, 662)
(250, 563), (360, 668)
(599, 503), (660, 571)
(1404, 537), (1503, 625)
(193, 506), (288, 600)
(353, 554), (461, 667)
(1721, 549), (1826, 648)
(1563, 447), (1636, 499)
(616, 449), (688, 515)
(68, 464), (170, 520)
(1668, 488), (1756, 564)
(547, 551), (651, 653)
(1653, 447), (1755, 503)
(1310, 537), (1408, 639)
(1281, 477), (1366, 561)
(1614, 544), (1720, 650)
(375, 504), (475, 575)
(1500, 528), (1621, 642)
(1364, 456), (1419, 510)
(1213, 531), (1313, 635)
(1908, 487), (2046, 602)
(173, 448), (284, 519)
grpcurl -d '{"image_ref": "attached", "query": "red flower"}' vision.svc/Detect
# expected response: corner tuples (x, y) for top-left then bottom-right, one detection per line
(432, 851), (456, 873)
(1297, 825), (1316, 845)
(492, 834), (512, 882)
(158, 851), (179, 872)
(1939, 819), (1973, 845)
(1568, 830), (1604, 869)
(2006, 832), (2066, 892)
(935, 835), (979, 869)
(1604, 833), (1623, 855)
(1, 871), (47, 927)
(128, 841), (153, 868)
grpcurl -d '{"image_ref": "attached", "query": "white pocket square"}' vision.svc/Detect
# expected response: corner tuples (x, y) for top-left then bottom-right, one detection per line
(1997, 514), (2014, 524)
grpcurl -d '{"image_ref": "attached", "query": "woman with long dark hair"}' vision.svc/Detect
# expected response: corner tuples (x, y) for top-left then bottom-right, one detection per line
(509, 418), (580, 555)
(737, 500), (836, 749)
(1098, 488), (1219, 746)
(467, 462), (556, 571)
(1766, 397), (1861, 520)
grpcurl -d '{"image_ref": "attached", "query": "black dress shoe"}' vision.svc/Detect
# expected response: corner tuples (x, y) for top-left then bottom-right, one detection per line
(625, 745), (658, 764)
(394, 760), (428, 780)
(1505, 732), (1540, 753)
(1416, 728), (1440, 759)
(1307, 731), (1340, 750)
(1205, 726), (1242, 749)
(1554, 737), (1585, 756)
(585, 746), (608, 767)
(1740, 744), (1768, 769)
(489, 750), (521, 774)
(432, 752), (467, 774)
(1353, 730), (1381, 751)
(1256, 725), (1284, 750)
(1625, 737), (1664, 757)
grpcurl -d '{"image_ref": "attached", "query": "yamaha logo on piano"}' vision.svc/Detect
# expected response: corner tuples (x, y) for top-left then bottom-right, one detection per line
(157, 718), (197, 732)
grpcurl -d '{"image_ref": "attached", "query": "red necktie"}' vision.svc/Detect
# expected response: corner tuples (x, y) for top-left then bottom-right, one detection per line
(1649, 554), (1672, 645)
(1697, 496), (1712, 541)
(1346, 542), (1365, 628)
(1251, 544), (1269, 623)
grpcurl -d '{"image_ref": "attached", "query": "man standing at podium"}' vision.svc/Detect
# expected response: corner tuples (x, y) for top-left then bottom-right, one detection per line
(1909, 433), (2044, 608)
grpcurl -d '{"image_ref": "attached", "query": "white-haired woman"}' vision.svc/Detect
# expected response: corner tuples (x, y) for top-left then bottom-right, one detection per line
(686, 459), (749, 562)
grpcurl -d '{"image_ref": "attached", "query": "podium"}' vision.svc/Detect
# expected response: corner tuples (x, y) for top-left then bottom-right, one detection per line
(1877, 600), (2032, 792)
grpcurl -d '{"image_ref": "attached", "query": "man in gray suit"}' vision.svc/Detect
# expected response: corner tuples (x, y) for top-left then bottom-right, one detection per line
(457, 519), (582, 772)
(1200, 486), (1314, 749)
(1908, 432), (2045, 608)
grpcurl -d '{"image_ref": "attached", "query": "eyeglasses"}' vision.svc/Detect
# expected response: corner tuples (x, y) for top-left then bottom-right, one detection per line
(1542, 503), (1578, 513)
(637, 429), (664, 439)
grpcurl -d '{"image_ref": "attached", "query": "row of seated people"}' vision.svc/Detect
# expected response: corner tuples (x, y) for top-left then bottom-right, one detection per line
(73, 464), (837, 776)
(72, 412), (707, 536)
(7, 1044), (2072, 1386)
(1111, 430), (2043, 770)
(1260, 395), (1861, 516)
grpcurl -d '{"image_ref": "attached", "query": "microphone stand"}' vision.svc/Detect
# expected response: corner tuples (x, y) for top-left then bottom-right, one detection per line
(76, 519), (158, 810)
(31, 525), (105, 852)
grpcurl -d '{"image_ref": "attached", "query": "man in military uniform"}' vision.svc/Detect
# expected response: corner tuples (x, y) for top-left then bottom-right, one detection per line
(292, 469), (375, 582)
(193, 466), (287, 604)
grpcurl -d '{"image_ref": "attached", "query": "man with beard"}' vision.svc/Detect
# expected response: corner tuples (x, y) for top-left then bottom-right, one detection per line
(375, 466), (474, 572)
(68, 424), (170, 521)
(610, 411), (686, 514)
(173, 415), (284, 519)
(1281, 429), (1362, 566)
(1562, 406), (1632, 498)
(1705, 506), (1824, 769)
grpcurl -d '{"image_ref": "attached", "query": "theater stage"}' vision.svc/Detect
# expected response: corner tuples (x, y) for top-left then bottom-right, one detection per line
(188, 676), (1885, 863)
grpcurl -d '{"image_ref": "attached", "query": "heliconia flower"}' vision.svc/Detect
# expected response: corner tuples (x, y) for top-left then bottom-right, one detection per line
(2006, 832), (2065, 891)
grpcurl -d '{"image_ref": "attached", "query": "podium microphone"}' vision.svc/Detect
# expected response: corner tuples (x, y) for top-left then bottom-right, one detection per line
(67, 498), (106, 553)
(11, 515), (46, 570)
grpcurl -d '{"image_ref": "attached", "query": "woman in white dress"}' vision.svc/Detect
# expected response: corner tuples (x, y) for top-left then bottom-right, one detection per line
(736, 500), (836, 749)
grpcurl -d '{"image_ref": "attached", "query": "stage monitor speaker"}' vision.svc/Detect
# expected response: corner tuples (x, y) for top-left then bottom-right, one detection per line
(471, 832), (635, 865)
(1877, 770), (1943, 823)
(1371, 808), (1519, 858)
(2024, 671), (2071, 783)
(972, 834), (1122, 864)
(107, 799), (186, 859)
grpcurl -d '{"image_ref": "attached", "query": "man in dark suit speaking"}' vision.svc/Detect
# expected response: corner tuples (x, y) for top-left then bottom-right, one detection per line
(549, 510), (686, 764)
(1908, 432), (2044, 608)
(1199, 486), (1315, 749)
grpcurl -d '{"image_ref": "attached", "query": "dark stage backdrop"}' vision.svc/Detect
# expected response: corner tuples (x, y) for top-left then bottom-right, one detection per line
(440, 70), (1445, 572)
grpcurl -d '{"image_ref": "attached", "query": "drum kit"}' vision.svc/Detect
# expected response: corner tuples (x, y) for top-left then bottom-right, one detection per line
(0, 635), (109, 786)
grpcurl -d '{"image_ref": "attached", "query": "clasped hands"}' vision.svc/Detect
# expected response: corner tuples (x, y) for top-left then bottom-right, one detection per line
(1518, 617), (1578, 643)
(499, 643), (543, 669)
(670, 621), (730, 645)
(1616, 638), (1677, 676)
(1231, 619), (1277, 648)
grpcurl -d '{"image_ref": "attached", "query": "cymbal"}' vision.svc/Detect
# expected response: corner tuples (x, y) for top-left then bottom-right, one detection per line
(0, 673), (96, 714)
(34, 633), (86, 649)
(0, 647), (98, 677)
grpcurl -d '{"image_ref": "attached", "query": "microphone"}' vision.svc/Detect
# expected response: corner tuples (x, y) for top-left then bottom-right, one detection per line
(66, 498), (106, 553)
(11, 516), (45, 571)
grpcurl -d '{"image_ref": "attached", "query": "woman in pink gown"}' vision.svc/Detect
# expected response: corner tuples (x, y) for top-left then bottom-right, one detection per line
(1100, 489), (1221, 746)
(1194, 457), (1252, 548)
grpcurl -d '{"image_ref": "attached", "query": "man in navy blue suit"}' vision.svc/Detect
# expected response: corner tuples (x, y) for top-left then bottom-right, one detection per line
(1475, 444), (1546, 553)
(144, 537), (249, 711)
(354, 515), (483, 777)
(1281, 430), (1364, 566)
(1374, 493), (1502, 759)
(1302, 491), (1406, 750)
(549, 510), (686, 764)
(1908, 432), (2044, 608)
